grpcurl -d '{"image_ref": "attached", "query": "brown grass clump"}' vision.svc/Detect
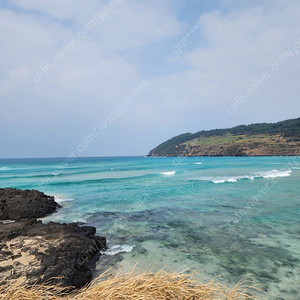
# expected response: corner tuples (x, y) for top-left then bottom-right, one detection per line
(0, 277), (66, 300)
(0, 270), (258, 300)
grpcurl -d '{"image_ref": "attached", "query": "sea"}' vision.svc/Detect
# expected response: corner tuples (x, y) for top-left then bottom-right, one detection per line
(0, 156), (299, 299)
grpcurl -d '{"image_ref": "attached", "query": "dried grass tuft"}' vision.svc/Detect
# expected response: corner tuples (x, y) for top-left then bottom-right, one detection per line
(0, 270), (259, 300)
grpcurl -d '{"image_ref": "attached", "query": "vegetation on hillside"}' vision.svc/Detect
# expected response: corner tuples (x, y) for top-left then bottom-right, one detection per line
(148, 117), (300, 156)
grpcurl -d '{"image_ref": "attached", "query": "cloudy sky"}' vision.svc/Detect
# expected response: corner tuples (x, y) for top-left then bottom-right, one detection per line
(0, 0), (299, 158)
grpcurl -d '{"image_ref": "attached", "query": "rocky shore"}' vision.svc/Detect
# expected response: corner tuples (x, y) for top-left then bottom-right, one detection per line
(0, 188), (60, 220)
(0, 188), (106, 288)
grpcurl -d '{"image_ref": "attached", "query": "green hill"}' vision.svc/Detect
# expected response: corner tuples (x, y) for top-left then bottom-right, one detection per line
(148, 117), (300, 157)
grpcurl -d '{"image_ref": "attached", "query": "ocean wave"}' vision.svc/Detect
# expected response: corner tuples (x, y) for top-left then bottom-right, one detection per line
(73, 219), (87, 223)
(211, 175), (256, 183)
(259, 169), (292, 179)
(54, 195), (74, 203)
(200, 169), (292, 184)
(160, 171), (176, 176)
(47, 173), (156, 186)
(194, 162), (202, 165)
(212, 177), (246, 184)
(101, 244), (135, 256)
(0, 167), (9, 171)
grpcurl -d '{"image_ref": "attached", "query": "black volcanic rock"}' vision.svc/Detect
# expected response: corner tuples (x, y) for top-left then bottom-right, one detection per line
(0, 188), (107, 288)
(0, 219), (106, 288)
(0, 188), (60, 220)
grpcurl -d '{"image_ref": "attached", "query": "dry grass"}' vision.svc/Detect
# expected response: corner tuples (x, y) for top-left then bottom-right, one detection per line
(0, 270), (259, 300)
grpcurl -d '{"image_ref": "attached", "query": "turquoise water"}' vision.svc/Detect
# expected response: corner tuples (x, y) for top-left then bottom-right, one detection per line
(1, 156), (300, 299)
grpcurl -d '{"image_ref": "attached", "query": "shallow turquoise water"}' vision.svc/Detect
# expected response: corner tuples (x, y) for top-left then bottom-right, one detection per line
(1, 156), (299, 299)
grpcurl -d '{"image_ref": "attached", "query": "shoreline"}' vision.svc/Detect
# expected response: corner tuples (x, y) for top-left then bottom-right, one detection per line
(0, 188), (106, 288)
(1, 157), (298, 299)
(147, 154), (300, 157)
(0, 188), (258, 299)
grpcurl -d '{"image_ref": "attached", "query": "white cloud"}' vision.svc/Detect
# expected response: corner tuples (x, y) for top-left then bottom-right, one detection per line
(8, 0), (100, 21)
(90, 0), (182, 50)
(8, 0), (182, 50)
(0, 0), (183, 156)
(148, 0), (300, 132)
(0, 0), (299, 157)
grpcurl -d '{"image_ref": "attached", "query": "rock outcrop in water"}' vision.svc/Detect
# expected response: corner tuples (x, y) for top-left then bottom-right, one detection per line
(0, 188), (60, 220)
(0, 188), (106, 288)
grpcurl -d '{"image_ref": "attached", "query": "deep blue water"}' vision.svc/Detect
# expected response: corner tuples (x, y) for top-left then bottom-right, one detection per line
(1, 156), (299, 299)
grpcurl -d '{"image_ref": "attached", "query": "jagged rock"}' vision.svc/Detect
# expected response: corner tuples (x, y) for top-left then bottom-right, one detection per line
(0, 188), (60, 220)
(0, 188), (107, 288)
(0, 219), (106, 288)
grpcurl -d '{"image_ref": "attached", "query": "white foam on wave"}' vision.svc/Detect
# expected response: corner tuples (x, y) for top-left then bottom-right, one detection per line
(258, 169), (292, 179)
(54, 195), (74, 203)
(213, 178), (239, 184)
(101, 244), (135, 256)
(211, 175), (255, 183)
(160, 171), (176, 176)
(194, 162), (202, 165)
(201, 169), (292, 184)
(0, 167), (9, 171)
(73, 219), (87, 223)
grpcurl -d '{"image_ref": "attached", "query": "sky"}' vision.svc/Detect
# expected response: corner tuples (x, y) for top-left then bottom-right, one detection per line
(0, 0), (299, 158)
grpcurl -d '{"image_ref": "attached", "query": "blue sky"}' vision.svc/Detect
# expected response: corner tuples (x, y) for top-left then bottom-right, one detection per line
(0, 0), (299, 158)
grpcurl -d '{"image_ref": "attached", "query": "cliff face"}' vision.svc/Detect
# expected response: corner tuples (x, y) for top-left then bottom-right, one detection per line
(148, 118), (300, 157)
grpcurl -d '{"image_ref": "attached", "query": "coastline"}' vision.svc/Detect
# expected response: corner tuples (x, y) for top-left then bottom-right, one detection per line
(0, 188), (106, 288)
(1, 156), (299, 299)
(0, 188), (259, 299)
(147, 154), (300, 157)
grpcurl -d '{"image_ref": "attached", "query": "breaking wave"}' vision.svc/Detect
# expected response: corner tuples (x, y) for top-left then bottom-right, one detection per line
(0, 167), (9, 171)
(260, 169), (292, 179)
(54, 195), (74, 203)
(101, 244), (135, 256)
(160, 171), (176, 176)
(200, 169), (292, 184)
